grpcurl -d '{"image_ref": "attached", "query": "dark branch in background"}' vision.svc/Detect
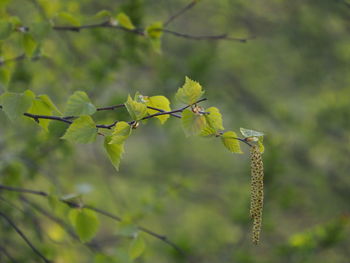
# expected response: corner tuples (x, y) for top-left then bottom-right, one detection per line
(0, 246), (19, 263)
(164, 0), (197, 27)
(0, 212), (52, 263)
(160, 29), (249, 42)
(52, 21), (250, 42)
(21, 197), (113, 252)
(0, 184), (184, 254)
(0, 54), (41, 67)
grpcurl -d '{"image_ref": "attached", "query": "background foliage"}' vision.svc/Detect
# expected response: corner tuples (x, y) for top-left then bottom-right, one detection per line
(1, 0), (350, 262)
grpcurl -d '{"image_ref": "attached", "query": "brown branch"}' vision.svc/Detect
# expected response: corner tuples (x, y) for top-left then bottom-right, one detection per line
(97, 104), (181, 118)
(0, 246), (19, 263)
(160, 29), (249, 42)
(0, 54), (42, 67)
(0, 184), (184, 254)
(0, 98), (206, 130)
(164, 0), (197, 27)
(53, 21), (145, 36)
(52, 20), (249, 43)
(0, 212), (52, 263)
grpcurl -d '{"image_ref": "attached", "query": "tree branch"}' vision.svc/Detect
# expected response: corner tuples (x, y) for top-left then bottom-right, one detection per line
(0, 98), (206, 130)
(164, 0), (197, 27)
(0, 54), (41, 67)
(0, 246), (19, 263)
(160, 29), (249, 42)
(0, 184), (184, 254)
(0, 212), (52, 263)
(51, 21), (250, 42)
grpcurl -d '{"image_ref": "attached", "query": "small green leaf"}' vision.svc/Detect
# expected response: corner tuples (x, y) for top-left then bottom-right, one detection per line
(258, 136), (264, 153)
(200, 107), (224, 136)
(64, 91), (96, 116)
(0, 91), (33, 121)
(95, 10), (112, 19)
(22, 33), (37, 57)
(181, 108), (207, 137)
(57, 12), (81, 26)
(104, 136), (125, 171)
(176, 76), (204, 105)
(27, 96), (54, 130)
(48, 121), (69, 138)
(116, 12), (135, 30)
(146, 95), (171, 124)
(74, 209), (99, 243)
(0, 67), (11, 87)
(240, 128), (264, 138)
(129, 236), (146, 260)
(125, 95), (147, 121)
(0, 20), (13, 40)
(38, 95), (61, 115)
(146, 21), (163, 39)
(109, 121), (132, 144)
(61, 115), (97, 143)
(221, 131), (243, 153)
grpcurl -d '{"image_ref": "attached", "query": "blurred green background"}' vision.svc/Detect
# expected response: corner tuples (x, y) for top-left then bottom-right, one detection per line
(1, 0), (350, 262)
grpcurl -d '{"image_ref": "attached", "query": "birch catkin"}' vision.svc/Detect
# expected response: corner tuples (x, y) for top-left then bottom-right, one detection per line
(250, 145), (264, 244)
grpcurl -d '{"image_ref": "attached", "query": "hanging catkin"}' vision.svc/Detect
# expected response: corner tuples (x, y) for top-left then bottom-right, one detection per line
(250, 145), (264, 244)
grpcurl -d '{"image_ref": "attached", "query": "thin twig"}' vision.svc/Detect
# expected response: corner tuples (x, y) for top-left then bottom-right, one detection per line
(0, 184), (184, 254)
(0, 98), (207, 130)
(0, 54), (42, 67)
(0, 246), (19, 263)
(52, 20), (249, 42)
(0, 185), (48, 196)
(53, 21), (145, 36)
(160, 29), (248, 42)
(97, 104), (181, 118)
(164, 0), (197, 27)
(0, 212), (52, 263)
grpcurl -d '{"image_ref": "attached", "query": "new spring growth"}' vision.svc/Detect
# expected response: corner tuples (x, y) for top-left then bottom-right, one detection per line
(250, 145), (264, 245)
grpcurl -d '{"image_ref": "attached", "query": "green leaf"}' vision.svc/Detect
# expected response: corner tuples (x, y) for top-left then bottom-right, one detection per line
(74, 209), (99, 243)
(200, 107), (224, 136)
(125, 95), (147, 121)
(116, 12), (135, 30)
(0, 20), (13, 40)
(146, 21), (163, 39)
(258, 136), (264, 153)
(95, 10), (112, 19)
(38, 95), (61, 115)
(61, 115), (97, 143)
(240, 128), (264, 138)
(129, 236), (146, 260)
(27, 96), (54, 131)
(57, 12), (81, 26)
(181, 108), (207, 137)
(94, 254), (116, 263)
(48, 121), (69, 138)
(146, 95), (171, 124)
(22, 33), (37, 57)
(0, 91), (33, 121)
(175, 76), (205, 105)
(0, 67), (11, 87)
(221, 131), (243, 153)
(109, 121), (132, 144)
(64, 91), (96, 116)
(104, 136), (125, 171)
